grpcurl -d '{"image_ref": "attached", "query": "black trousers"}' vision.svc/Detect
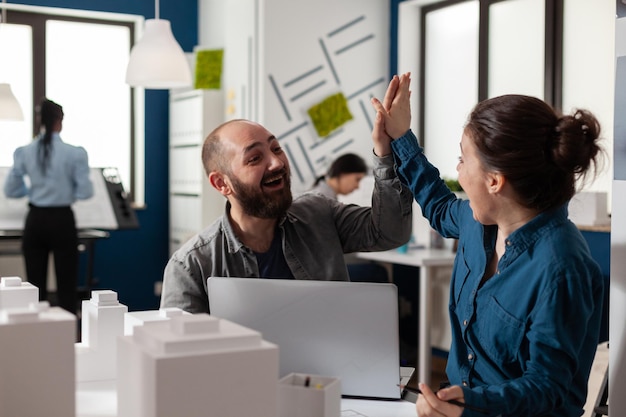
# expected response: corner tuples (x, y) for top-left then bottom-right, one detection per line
(21, 205), (78, 315)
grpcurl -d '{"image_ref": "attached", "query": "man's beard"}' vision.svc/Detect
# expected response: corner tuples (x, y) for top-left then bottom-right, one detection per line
(229, 170), (293, 219)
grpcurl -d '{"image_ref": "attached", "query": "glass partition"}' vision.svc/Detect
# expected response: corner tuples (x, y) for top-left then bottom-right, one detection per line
(424, 1), (479, 180)
(488, 0), (545, 99)
(46, 19), (132, 195)
(0, 23), (33, 166)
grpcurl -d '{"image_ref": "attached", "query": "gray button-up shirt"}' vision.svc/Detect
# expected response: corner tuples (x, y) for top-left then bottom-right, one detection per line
(160, 153), (413, 313)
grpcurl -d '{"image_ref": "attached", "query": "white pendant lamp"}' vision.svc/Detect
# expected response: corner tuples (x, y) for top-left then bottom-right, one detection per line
(0, 82), (23, 120)
(0, 1), (23, 120)
(125, 0), (192, 89)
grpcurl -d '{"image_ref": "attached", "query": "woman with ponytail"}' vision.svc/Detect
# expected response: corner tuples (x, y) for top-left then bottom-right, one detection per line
(372, 73), (606, 416)
(4, 98), (93, 315)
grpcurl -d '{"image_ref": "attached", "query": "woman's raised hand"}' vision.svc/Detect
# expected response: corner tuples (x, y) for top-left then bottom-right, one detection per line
(371, 72), (411, 144)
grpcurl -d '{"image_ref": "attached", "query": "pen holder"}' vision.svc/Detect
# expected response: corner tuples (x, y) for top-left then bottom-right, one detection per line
(278, 373), (341, 417)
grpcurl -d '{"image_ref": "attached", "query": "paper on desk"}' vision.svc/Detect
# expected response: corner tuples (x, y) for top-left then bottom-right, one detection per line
(341, 398), (416, 417)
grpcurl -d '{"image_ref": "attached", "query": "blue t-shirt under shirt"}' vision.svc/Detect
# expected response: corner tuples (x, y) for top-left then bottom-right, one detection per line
(255, 229), (294, 279)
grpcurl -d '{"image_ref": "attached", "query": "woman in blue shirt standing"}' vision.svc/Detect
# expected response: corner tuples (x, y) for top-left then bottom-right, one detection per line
(372, 73), (605, 416)
(4, 98), (93, 315)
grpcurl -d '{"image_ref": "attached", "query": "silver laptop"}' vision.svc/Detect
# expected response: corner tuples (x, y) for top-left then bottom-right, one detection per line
(207, 277), (402, 400)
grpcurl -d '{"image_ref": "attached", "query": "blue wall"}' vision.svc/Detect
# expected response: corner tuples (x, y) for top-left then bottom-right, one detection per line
(12, 0), (198, 310)
(581, 230), (611, 342)
(389, 0), (404, 77)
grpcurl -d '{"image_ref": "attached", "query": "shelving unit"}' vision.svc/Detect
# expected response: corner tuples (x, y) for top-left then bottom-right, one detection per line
(168, 89), (224, 255)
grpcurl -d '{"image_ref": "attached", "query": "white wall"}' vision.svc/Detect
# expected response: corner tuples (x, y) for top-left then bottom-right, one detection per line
(198, 0), (225, 48)
(199, 0), (390, 194)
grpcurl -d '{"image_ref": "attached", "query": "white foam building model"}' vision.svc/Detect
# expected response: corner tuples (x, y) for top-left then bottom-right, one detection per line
(0, 276), (38, 309)
(76, 289), (192, 382)
(124, 306), (189, 335)
(0, 282), (279, 416)
(0, 277), (75, 417)
(75, 289), (128, 382)
(117, 313), (279, 417)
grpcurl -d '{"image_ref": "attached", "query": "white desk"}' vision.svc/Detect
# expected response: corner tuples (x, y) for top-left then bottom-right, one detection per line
(76, 380), (417, 417)
(341, 398), (416, 416)
(356, 248), (456, 386)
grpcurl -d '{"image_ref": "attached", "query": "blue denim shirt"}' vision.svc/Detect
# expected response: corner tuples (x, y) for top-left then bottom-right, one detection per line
(391, 130), (605, 417)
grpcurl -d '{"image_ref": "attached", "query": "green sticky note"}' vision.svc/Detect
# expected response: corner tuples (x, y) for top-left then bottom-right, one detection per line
(195, 49), (224, 89)
(307, 92), (353, 137)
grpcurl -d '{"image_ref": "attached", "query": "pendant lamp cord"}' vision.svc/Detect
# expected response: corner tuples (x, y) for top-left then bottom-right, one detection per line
(1, 0), (6, 25)
(155, 0), (159, 20)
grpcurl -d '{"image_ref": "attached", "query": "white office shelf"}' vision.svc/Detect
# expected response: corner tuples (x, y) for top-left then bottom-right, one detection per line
(168, 89), (225, 255)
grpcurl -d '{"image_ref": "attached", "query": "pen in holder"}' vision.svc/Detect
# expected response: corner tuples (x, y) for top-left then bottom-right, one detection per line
(278, 373), (341, 417)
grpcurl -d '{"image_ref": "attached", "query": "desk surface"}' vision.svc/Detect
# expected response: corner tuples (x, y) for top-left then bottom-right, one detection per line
(76, 380), (417, 417)
(356, 247), (456, 268)
(0, 228), (110, 240)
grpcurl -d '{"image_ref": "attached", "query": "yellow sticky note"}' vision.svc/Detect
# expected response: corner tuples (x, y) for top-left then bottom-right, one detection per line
(195, 49), (224, 90)
(307, 92), (353, 138)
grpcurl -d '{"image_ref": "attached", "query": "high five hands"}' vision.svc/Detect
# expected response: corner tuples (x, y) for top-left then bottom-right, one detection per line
(370, 72), (412, 157)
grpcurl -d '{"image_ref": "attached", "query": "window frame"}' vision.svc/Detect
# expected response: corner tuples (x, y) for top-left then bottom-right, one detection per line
(0, 3), (145, 206)
(417, 0), (564, 143)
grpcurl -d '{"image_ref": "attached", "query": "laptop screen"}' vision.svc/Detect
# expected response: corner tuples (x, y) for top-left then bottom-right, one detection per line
(207, 277), (402, 400)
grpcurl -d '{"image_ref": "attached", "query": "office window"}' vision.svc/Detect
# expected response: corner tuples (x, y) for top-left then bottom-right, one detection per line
(45, 20), (132, 197)
(423, 1), (480, 180)
(418, 0), (561, 180)
(488, 0), (545, 98)
(0, 23), (33, 169)
(0, 5), (143, 204)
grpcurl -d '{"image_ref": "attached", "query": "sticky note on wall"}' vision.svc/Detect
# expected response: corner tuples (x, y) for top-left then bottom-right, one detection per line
(195, 49), (224, 89)
(307, 92), (353, 138)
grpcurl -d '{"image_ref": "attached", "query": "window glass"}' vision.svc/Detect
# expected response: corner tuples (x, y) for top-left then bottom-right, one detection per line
(0, 7), (142, 205)
(424, 1), (479, 180)
(489, 0), (545, 98)
(46, 19), (132, 194)
(0, 23), (33, 166)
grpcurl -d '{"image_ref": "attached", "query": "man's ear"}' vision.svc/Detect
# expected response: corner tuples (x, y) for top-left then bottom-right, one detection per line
(208, 172), (231, 196)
